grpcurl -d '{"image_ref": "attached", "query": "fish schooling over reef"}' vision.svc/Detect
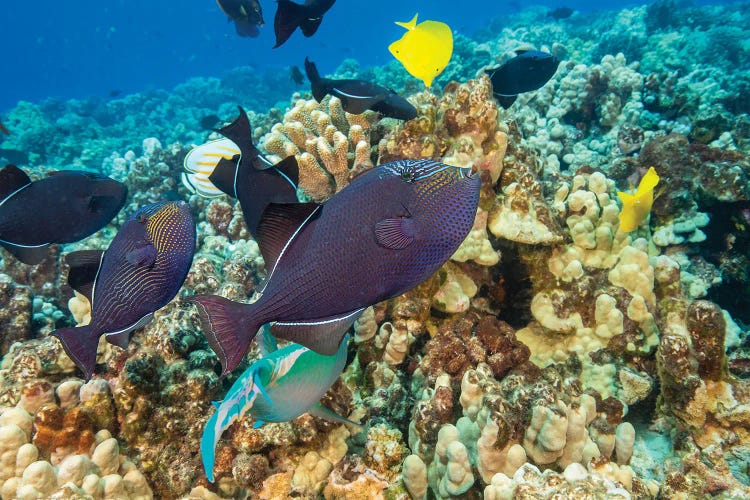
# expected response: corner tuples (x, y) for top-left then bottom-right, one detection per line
(485, 50), (560, 108)
(216, 0), (265, 37)
(190, 158), (481, 376)
(183, 107), (300, 238)
(53, 201), (196, 380)
(304, 57), (417, 120)
(273, 0), (336, 48)
(617, 166), (660, 233)
(202, 330), (359, 482)
(389, 13), (453, 88)
(0, 165), (127, 265)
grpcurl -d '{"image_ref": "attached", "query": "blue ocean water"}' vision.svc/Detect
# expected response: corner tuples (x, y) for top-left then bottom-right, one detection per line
(0, 0), (723, 113)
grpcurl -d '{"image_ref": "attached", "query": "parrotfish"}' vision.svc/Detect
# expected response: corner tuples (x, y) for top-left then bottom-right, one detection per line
(389, 13), (454, 88)
(273, 0), (336, 48)
(0, 165), (127, 265)
(304, 58), (417, 120)
(202, 330), (359, 482)
(182, 107), (299, 239)
(485, 50), (560, 108)
(53, 201), (196, 380)
(617, 166), (660, 233)
(190, 159), (481, 376)
(216, 0), (265, 37)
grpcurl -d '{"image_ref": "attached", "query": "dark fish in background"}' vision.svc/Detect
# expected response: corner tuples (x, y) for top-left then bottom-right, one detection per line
(200, 114), (222, 130)
(52, 201), (196, 380)
(547, 7), (574, 20)
(0, 165), (127, 264)
(289, 65), (305, 85)
(216, 0), (265, 37)
(273, 0), (336, 48)
(207, 108), (300, 238)
(304, 57), (417, 120)
(108, 89), (122, 98)
(485, 50), (560, 108)
(0, 121), (10, 135)
(190, 159), (481, 376)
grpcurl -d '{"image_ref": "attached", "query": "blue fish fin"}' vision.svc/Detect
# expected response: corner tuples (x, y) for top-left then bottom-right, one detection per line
(188, 294), (261, 377)
(253, 419), (265, 428)
(308, 403), (364, 431)
(104, 313), (153, 349)
(0, 164), (31, 201)
(258, 325), (279, 356)
(256, 202), (320, 276)
(211, 401), (221, 409)
(0, 241), (51, 266)
(271, 308), (364, 356)
(64, 250), (104, 303)
(51, 324), (101, 381)
(254, 370), (274, 407)
(125, 243), (157, 267)
(200, 410), (221, 483)
(375, 217), (416, 249)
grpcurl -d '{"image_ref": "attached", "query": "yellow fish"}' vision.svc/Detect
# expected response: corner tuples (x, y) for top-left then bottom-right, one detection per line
(617, 167), (660, 233)
(388, 13), (453, 88)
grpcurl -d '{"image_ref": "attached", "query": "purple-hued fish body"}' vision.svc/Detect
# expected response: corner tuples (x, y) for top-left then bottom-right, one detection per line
(53, 201), (196, 380)
(0, 165), (127, 264)
(191, 159), (481, 376)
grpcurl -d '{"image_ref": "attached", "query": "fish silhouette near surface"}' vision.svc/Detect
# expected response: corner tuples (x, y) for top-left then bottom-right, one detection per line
(190, 158), (481, 376)
(202, 330), (360, 482)
(485, 50), (560, 108)
(216, 0), (265, 37)
(617, 166), (660, 233)
(0, 165), (127, 265)
(389, 13), (453, 88)
(273, 0), (336, 48)
(53, 201), (196, 380)
(182, 107), (299, 239)
(304, 57), (417, 120)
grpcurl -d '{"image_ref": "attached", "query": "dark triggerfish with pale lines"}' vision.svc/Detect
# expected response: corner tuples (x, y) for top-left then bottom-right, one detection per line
(53, 201), (196, 380)
(190, 159), (481, 376)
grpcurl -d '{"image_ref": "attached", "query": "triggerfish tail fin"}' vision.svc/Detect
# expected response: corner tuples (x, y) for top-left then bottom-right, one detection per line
(52, 325), (101, 381)
(304, 57), (327, 103)
(189, 295), (260, 377)
(182, 138), (240, 198)
(395, 13), (418, 30)
(273, 0), (306, 48)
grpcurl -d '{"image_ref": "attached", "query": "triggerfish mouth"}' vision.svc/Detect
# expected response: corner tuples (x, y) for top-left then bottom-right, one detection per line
(53, 201), (196, 380)
(201, 330), (360, 483)
(190, 158), (481, 376)
(0, 164), (127, 265)
(182, 106), (300, 239)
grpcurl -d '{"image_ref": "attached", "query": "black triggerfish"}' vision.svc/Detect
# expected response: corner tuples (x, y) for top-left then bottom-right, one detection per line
(216, 0), (265, 37)
(305, 58), (417, 120)
(273, 0), (336, 48)
(485, 50), (560, 108)
(0, 165), (127, 265)
(190, 159), (481, 376)
(53, 201), (196, 380)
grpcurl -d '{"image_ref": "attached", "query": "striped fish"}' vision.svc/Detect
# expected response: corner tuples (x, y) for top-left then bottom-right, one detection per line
(201, 330), (359, 482)
(182, 138), (241, 198)
(53, 201), (196, 380)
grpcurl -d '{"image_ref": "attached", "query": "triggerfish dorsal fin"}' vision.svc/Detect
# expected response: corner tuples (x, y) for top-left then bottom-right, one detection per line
(217, 106), (262, 163)
(304, 57), (328, 103)
(271, 308), (364, 355)
(206, 156), (242, 199)
(256, 202), (320, 273)
(0, 164), (31, 202)
(64, 249), (105, 303)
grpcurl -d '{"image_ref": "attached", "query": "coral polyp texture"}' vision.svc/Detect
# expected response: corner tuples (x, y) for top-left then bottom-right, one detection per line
(2, 1), (750, 498)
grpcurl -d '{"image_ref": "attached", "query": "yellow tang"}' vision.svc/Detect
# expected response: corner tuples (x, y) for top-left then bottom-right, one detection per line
(388, 13), (453, 88)
(617, 167), (660, 233)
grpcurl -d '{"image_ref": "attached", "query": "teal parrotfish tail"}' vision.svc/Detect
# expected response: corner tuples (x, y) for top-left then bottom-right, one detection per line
(0, 164), (127, 265)
(52, 201), (196, 380)
(190, 159), (481, 377)
(181, 106), (299, 240)
(201, 330), (358, 483)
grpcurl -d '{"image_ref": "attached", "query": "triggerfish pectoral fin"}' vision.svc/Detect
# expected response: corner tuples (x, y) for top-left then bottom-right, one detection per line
(51, 325), (101, 381)
(0, 241), (51, 266)
(188, 294), (261, 377)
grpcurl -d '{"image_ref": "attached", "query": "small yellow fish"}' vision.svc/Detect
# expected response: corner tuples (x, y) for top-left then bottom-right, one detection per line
(388, 13), (453, 88)
(617, 167), (660, 233)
